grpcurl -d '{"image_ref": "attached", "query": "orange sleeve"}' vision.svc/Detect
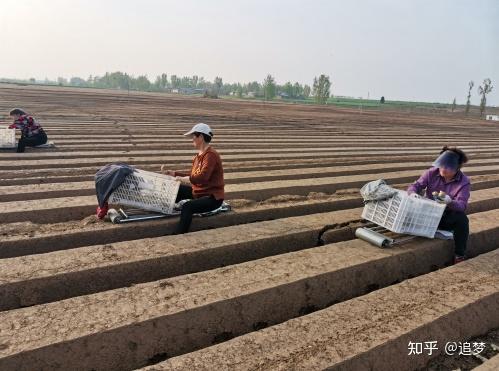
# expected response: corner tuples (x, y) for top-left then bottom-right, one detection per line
(174, 157), (196, 177)
(174, 170), (191, 177)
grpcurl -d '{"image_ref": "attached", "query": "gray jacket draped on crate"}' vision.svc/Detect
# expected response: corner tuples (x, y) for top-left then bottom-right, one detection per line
(95, 163), (134, 208)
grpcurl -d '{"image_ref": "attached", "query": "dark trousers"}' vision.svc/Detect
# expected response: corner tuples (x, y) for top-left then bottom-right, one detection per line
(17, 131), (47, 153)
(438, 210), (469, 256)
(174, 184), (223, 234)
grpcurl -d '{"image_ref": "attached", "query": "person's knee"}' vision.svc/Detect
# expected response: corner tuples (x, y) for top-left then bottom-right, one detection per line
(181, 201), (195, 213)
(177, 185), (193, 200)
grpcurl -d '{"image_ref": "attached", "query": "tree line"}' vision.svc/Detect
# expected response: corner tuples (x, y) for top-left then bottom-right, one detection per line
(6, 72), (495, 115)
(16, 71), (333, 105)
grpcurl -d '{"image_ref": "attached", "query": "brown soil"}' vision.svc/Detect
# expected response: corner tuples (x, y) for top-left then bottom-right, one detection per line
(422, 328), (499, 371)
(1, 85), (499, 371)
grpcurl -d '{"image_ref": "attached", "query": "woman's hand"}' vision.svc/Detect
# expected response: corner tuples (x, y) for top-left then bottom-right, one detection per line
(160, 165), (175, 177)
(436, 195), (452, 205)
(175, 176), (191, 185)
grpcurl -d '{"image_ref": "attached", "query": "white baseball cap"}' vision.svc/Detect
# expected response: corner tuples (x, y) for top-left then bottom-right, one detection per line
(183, 123), (213, 137)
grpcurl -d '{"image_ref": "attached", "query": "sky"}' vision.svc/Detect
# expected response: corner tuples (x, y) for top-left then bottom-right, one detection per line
(0, 0), (498, 104)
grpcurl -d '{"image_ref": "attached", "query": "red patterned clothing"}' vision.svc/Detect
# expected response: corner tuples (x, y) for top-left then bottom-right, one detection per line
(9, 115), (44, 138)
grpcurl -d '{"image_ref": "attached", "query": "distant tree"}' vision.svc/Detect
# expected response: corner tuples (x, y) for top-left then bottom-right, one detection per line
(197, 76), (207, 88)
(160, 73), (168, 89)
(293, 82), (303, 98)
(57, 77), (67, 86)
(192, 75), (199, 89)
(170, 75), (180, 89)
(223, 82), (237, 95)
(380, 96), (385, 104)
(282, 82), (293, 97)
(94, 77), (101, 87)
(29, 77), (36, 83)
(451, 98), (456, 112)
(203, 90), (219, 99)
(312, 74), (331, 104)
(102, 72), (130, 89)
(133, 75), (151, 91)
(214, 76), (223, 94)
(303, 85), (311, 98)
(180, 76), (192, 88)
(153, 75), (162, 90)
(246, 81), (262, 96)
(236, 83), (243, 98)
(124, 73), (130, 92)
(118, 72), (131, 89)
(465, 80), (474, 115)
(478, 78), (493, 117)
(70, 77), (87, 86)
(263, 74), (276, 100)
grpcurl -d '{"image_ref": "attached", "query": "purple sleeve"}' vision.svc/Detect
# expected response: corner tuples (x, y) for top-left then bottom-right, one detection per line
(448, 183), (470, 212)
(407, 169), (430, 194)
(8, 119), (24, 129)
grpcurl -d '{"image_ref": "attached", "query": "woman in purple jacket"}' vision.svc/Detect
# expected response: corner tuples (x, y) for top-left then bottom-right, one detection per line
(408, 146), (470, 264)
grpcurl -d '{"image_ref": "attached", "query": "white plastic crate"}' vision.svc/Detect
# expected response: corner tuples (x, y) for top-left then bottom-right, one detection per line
(0, 128), (16, 148)
(362, 190), (446, 238)
(109, 169), (180, 214)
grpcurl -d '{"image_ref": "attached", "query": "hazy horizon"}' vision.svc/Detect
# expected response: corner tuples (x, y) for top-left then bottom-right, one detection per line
(1, 0), (497, 104)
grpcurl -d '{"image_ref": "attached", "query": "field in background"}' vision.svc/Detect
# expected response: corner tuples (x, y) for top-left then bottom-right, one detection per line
(2, 81), (498, 117)
(0, 84), (498, 370)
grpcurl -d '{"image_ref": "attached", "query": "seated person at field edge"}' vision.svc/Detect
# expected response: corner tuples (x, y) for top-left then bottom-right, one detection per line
(162, 123), (225, 234)
(8, 108), (48, 153)
(407, 146), (470, 264)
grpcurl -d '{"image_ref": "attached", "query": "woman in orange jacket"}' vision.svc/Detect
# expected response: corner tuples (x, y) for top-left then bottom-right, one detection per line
(162, 123), (224, 234)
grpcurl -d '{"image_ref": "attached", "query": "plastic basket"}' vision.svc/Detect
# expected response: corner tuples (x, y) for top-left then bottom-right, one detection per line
(109, 169), (180, 214)
(362, 190), (446, 238)
(0, 128), (16, 148)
